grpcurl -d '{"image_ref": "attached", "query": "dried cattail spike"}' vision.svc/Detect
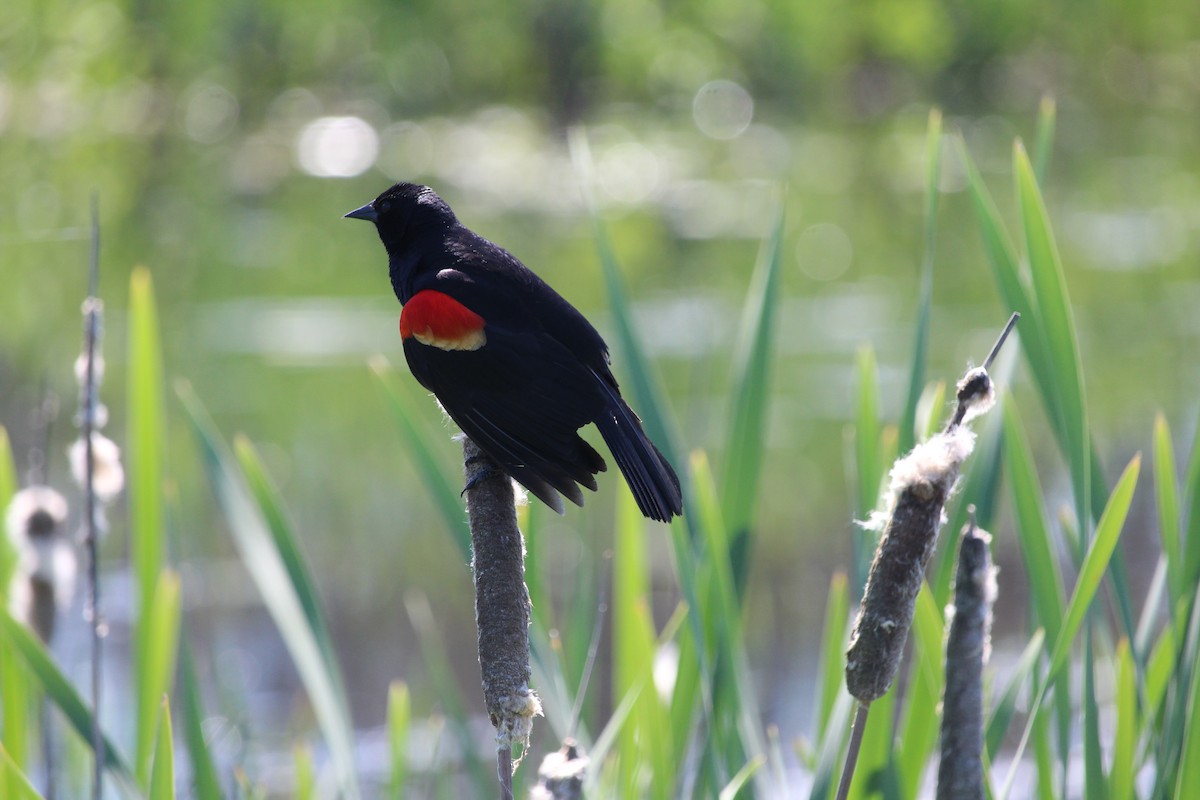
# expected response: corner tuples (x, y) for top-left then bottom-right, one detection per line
(937, 517), (996, 800)
(846, 428), (971, 702)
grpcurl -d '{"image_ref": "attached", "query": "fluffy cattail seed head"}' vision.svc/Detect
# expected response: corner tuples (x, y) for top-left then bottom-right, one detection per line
(69, 432), (124, 502)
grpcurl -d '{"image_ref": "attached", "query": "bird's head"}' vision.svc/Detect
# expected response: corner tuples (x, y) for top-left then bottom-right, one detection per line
(345, 183), (457, 256)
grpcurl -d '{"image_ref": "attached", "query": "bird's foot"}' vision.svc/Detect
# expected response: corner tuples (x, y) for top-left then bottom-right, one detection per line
(462, 456), (500, 496)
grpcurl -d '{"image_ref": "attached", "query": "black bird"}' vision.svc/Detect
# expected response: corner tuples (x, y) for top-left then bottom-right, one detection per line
(346, 183), (682, 522)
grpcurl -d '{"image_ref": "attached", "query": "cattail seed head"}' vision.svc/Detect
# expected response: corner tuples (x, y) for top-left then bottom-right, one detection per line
(69, 433), (124, 502)
(7, 486), (69, 578)
(74, 352), (106, 387)
(937, 521), (996, 800)
(6, 485), (77, 642)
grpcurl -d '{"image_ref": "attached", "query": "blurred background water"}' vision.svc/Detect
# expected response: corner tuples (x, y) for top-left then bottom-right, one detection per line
(1, 0), (1198, 786)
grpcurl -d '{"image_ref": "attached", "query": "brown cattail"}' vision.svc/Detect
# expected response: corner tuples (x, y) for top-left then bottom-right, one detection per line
(937, 518), (996, 800)
(846, 325), (1006, 703)
(461, 436), (542, 797)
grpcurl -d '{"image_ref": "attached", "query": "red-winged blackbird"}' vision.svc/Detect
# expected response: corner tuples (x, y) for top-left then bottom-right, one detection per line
(347, 183), (683, 522)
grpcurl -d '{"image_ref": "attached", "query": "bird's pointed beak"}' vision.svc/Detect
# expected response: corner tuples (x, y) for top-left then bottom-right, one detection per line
(344, 203), (378, 222)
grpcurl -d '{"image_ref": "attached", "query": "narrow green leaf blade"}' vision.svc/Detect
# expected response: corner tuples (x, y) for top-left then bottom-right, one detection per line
(1032, 95), (1057, 185)
(719, 755), (766, 800)
(895, 584), (944, 800)
(294, 746), (315, 800)
(0, 744), (41, 800)
(137, 570), (182, 787)
(815, 572), (849, 743)
(1047, 455), (1141, 683)
(178, 639), (221, 800)
(721, 199), (784, 540)
(128, 268), (168, 787)
(0, 610), (139, 796)
(985, 629), (1045, 760)
(369, 357), (471, 562)
(1175, 624), (1200, 799)
(388, 682), (410, 799)
(179, 384), (361, 800)
(1002, 401), (1066, 643)
(1181, 410), (1200, 590)
(1110, 639), (1136, 800)
(1014, 140), (1090, 534)
(1154, 413), (1183, 604)
(0, 427), (31, 792)
(149, 696), (175, 800)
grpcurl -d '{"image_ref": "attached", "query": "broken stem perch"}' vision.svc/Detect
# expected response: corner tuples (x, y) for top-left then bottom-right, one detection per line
(462, 437), (541, 800)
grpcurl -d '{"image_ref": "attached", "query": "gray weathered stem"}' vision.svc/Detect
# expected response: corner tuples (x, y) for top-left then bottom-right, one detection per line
(462, 437), (541, 800)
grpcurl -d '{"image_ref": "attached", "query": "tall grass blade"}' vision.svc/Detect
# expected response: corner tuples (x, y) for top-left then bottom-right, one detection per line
(692, 452), (766, 788)
(388, 682), (410, 799)
(404, 592), (493, 794)
(294, 746), (315, 800)
(848, 690), (896, 800)
(0, 425), (31, 793)
(1154, 413), (1183, 604)
(0, 426), (16, 587)
(895, 584), (944, 800)
(1046, 455), (1141, 684)
(1002, 401), (1066, 642)
(0, 745), (41, 800)
(985, 629), (1045, 760)
(369, 357), (471, 562)
(718, 755), (766, 800)
(957, 139), (1059, 436)
(1111, 639), (1136, 800)
(1181, 411), (1200, 592)
(0, 610), (138, 797)
(1014, 140), (1091, 539)
(136, 570), (182, 787)
(179, 384), (360, 800)
(149, 696), (175, 800)
(721, 197), (784, 570)
(1032, 96), (1057, 185)
(178, 639), (222, 800)
(899, 107), (942, 454)
(1175, 622), (1200, 799)
(568, 128), (684, 480)
(815, 572), (849, 742)
(128, 268), (168, 788)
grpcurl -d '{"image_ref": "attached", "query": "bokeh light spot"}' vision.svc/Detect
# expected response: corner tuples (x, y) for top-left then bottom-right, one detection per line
(693, 80), (753, 140)
(796, 222), (853, 282)
(296, 115), (379, 178)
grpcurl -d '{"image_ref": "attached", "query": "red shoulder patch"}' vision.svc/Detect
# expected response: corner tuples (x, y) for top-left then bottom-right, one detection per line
(400, 290), (487, 351)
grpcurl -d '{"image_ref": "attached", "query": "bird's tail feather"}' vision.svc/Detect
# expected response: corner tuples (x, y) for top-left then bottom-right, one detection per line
(592, 377), (683, 522)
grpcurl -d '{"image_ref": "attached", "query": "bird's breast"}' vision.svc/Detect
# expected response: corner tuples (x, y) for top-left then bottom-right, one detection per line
(399, 289), (487, 351)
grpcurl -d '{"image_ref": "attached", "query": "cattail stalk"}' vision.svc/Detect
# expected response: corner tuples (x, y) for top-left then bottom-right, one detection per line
(837, 313), (1016, 800)
(937, 515), (995, 800)
(81, 197), (104, 800)
(461, 437), (541, 800)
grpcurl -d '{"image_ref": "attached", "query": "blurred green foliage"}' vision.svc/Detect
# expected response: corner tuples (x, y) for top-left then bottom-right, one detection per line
(1, 0), (1199, 793)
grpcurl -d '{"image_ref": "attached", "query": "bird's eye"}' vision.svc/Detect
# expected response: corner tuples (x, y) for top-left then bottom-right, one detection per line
(378, 200), (392, 214)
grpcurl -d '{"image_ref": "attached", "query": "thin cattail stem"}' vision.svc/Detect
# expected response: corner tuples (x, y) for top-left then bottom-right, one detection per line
(937, 512), (995, 800)
(461, 437), (541, 800)
(82, 195), (104, 800)
(835, 703), (871, 800)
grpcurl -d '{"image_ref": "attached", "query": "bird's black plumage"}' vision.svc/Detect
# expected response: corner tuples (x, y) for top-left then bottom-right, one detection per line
(347, 183), (682, 522)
